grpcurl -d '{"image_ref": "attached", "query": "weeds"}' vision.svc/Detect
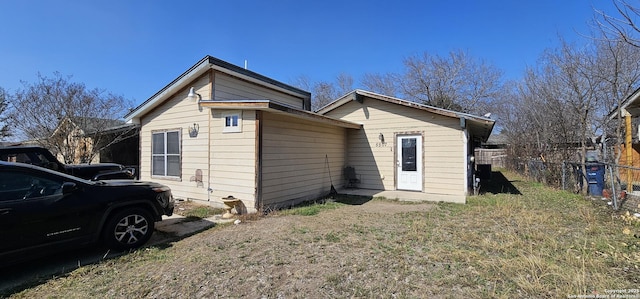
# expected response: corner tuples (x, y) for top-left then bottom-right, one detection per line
(8, 170), (640, 298)
(279, 201), (343, 216)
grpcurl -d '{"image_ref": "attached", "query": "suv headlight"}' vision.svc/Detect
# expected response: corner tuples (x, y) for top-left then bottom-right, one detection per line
(152, 186), (171, 193)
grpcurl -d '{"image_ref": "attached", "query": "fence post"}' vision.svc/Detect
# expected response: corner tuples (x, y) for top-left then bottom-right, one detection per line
(608, 164), (619, 210)
(562, 161), (566, 191)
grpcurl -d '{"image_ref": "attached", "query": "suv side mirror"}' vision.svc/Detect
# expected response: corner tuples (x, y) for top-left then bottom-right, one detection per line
(61, 182), (77, 194)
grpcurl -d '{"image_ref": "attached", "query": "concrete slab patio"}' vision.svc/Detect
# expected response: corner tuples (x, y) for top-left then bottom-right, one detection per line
(154, 214), (233, 238)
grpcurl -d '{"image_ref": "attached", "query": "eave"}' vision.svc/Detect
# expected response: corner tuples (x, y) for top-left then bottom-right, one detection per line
(318, 90), (495, 142)
(199, 100), (362, 129)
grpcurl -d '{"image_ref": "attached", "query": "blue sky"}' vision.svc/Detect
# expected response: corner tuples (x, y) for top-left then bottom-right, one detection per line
(0, 0), (617, 108)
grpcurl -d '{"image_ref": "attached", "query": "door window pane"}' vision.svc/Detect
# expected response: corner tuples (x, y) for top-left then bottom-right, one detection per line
(402, 138), (417, 171)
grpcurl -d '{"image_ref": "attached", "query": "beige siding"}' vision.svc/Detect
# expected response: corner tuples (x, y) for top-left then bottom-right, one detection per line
(214, 72), (305, 109)
(261, 112), (346, 207)
(325, 99), (466, 202)
(140, 75), (212, 202)
(209, 110), (257, 210)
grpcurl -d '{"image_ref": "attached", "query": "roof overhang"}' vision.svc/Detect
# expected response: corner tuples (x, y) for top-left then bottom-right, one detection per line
(124, 56), (311, 124)
(607, 86), (640, 121)
(317, 90), (495, 143)
(200, 100), (362, 129)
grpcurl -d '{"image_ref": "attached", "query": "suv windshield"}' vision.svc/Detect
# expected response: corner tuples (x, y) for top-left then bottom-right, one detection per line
(1, 152), (54, 166)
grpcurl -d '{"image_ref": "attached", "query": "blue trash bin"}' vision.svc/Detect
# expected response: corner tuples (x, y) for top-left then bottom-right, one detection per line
(586, 163), (605, 196)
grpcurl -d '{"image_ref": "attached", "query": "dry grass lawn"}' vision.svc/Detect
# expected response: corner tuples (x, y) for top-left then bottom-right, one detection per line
(5, 171), (640, 298)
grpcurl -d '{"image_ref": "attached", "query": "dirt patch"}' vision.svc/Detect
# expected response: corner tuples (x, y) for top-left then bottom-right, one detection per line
(8, 179), (640, 298)
(148, 200), (438, 298)
(173, 199), (224, 218)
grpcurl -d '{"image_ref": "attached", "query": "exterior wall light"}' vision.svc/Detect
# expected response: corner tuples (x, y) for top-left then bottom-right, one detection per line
(187, 87), (201, 103)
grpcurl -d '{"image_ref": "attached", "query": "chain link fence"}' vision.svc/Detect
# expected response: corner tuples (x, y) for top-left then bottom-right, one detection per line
(505, 158), (640, 213)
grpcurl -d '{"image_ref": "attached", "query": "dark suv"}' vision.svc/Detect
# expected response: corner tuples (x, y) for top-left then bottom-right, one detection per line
(0, 146), (135, 180)
(0, 161), (174, 266)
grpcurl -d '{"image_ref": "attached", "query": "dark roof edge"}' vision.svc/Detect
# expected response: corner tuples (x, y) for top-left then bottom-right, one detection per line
(206, 56), (311, 97)
(125, 56), (210, 120)
(124, 55), (311, 120)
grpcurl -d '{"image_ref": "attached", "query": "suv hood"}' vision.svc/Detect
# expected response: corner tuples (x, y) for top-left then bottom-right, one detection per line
(96, 180), (166, 188)
(66, 163), (123, 170)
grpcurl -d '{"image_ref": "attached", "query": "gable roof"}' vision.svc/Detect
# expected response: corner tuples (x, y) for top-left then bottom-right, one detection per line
(317, 89), (495, 143)
(124, 55), (311, 124)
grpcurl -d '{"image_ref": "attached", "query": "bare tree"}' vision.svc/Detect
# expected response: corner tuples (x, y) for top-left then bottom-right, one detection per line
(335, 73), (354, 98)
(594, 0), (640, 47)
(361, 72), (400, 97)
(0, 87), (10, 140)
(292, 73), (354, 111)
(7, 73), (133, 163)
(311, 82), (339, 111)
(399, 50), (503, 115)
(497, 37), (622, 192)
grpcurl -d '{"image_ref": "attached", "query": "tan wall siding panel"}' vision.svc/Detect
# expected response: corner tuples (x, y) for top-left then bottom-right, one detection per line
(140, 76), (212, 202)
(209, 110), (257, 208)
(325, 99), (466, 196)
(261, 112), (346, 207)
(214, 72), (305, 109)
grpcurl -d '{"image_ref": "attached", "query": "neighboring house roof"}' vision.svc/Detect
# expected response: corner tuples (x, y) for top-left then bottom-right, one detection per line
(124, 55), (312, 124)
(199, 99), (361, 129)
(607, 86), (640, 120)
(96, 123), (139, 135)
(52, 116), (126, 137)
(485, 133), (508, 145)
(317, 89), (495, 143)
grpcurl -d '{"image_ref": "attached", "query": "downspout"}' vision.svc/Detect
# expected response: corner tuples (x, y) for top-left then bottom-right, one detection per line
(207, 70), (214, 201)
(461, 117), (470, 196)
(256, 111), (263, 211)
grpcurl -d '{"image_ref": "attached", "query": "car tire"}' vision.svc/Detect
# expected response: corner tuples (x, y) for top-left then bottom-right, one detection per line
(103, 208), (155, 250)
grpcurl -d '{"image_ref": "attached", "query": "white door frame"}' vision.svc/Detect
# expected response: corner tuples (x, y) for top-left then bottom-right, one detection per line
(396, 134), (423, 191)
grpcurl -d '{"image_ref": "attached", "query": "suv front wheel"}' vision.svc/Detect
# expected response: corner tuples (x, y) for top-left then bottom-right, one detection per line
(104, 208), (155, 250)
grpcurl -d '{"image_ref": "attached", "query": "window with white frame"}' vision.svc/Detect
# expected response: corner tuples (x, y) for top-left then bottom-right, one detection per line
(152, 130), (181, 177)
(223, 111), (242, 133)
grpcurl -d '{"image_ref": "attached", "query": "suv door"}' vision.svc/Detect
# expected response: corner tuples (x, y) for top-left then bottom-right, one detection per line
(0, 168), (94, 254)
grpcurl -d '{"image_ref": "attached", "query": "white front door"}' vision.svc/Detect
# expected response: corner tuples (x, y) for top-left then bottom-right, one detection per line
(397, 135), (423, 191)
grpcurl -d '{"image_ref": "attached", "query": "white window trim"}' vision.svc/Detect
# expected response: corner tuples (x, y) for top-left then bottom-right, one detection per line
(223, 111), (242, 133)
(151, 129), (181, 179)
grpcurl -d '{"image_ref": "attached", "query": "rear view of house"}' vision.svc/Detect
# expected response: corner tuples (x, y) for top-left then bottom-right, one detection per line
(125, 56), (495, 212)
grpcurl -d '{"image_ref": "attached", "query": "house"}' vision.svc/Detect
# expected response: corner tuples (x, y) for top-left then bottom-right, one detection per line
(317, 90), (494, 203)
(606, 87), (640, 213)
(607, 86), (640, 185)
(50, 116), (138, 166)
(124, 55), (495, 212)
